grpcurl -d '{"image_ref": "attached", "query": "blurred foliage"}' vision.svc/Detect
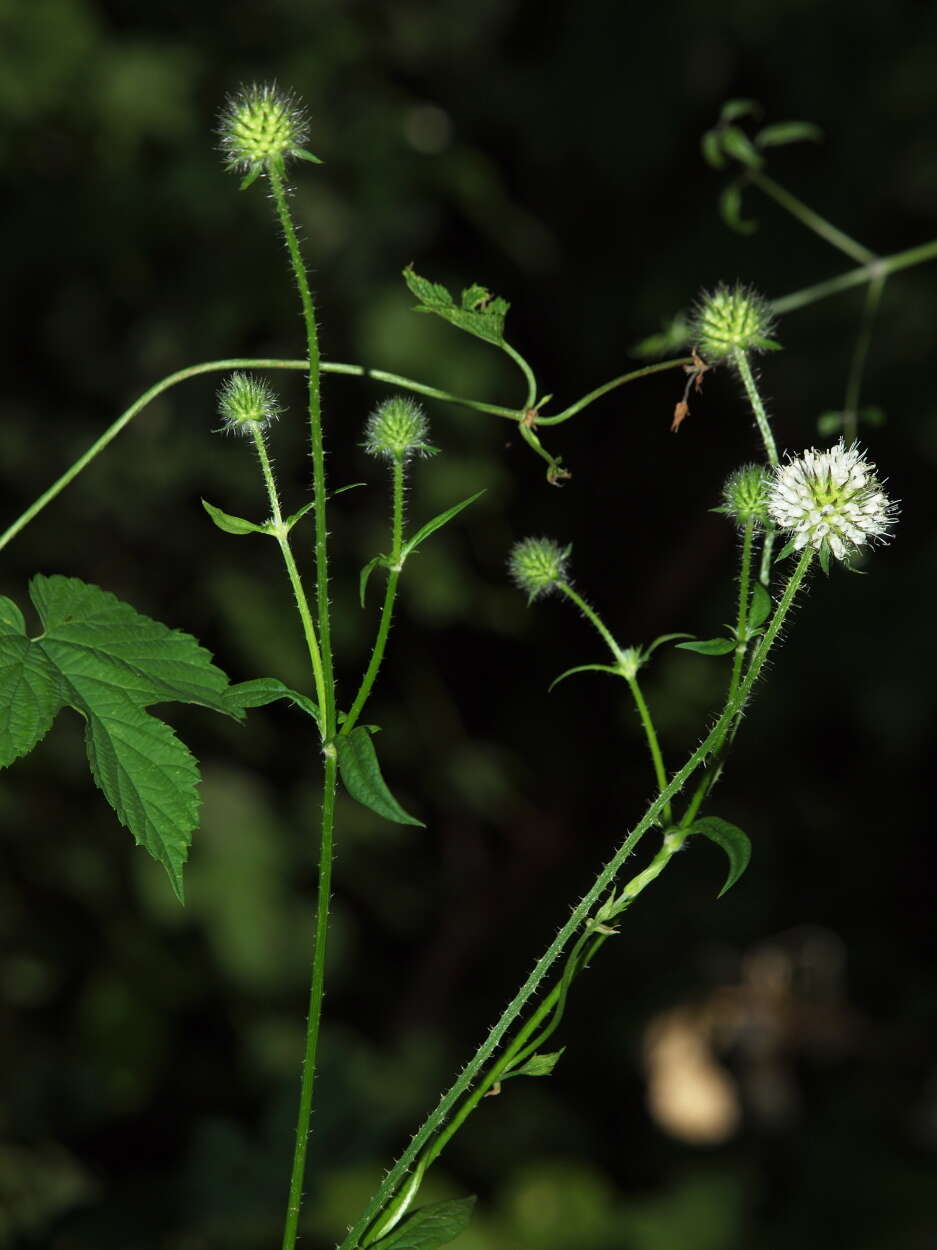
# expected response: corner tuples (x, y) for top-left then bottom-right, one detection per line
(2, 0), (937, 1247)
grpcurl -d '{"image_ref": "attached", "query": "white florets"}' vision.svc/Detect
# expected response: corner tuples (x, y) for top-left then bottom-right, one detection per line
(767, 439), (897, 562)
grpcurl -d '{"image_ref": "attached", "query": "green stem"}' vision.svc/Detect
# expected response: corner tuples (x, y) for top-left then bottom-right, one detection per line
(282, 751), (338, 1250)
(341, 457), (405, 738)
(323, 360), (517, 419)
(556, 581), (625, 665)
(748, 169), (876, 265)
(680, 517), (755, 829)
(537, 358), (692, 425)
(770, 238), (937, 316)
(842, 271), (887, 445)
(249, 427), (327, 720)
(625, 674), (671, 826)
(264, 161), (338, 1250)
(338, 547), (814, 1250)
(733, 349), (779, 467)
(501, 340), (538, 409)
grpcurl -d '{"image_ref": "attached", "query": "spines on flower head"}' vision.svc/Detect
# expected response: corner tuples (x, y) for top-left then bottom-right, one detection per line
(217, 372), (282, 438)
(767, 438), (898, 564)
(218, 82), (320, 184)
(509, 537), (571, 603)
(691, 282), (778, 365)
(363, 396), (434, 462)
(716, 464), (771, 529)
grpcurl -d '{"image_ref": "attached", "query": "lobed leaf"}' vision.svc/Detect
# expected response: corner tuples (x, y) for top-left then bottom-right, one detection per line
(336, 726), (424, 827)
(403, 267), (509, 348)
(370, 1197), (476, 1250)
(686, 815), (752, 897)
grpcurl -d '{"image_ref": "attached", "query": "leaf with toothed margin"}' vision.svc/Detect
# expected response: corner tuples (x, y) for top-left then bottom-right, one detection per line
(370, 1196), (476, 1250)
(403, 267), (509, 348)
(336, 726), (423, 827)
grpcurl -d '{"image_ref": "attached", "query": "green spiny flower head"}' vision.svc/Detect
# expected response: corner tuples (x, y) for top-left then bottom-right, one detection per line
(217, 372), (282, 438)
(716, 463), (771, 528)
(509, 537), (571, 603)
(691, 282), (778, 364)
(218, 82), (318, 179)
(364, 396), (432, 461)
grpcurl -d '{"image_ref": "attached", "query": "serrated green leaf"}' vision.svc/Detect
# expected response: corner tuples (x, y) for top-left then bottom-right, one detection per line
(720, 99), (761, 124)
(359, 556), (386, 608)
(371, 1197), (476, 1250)
(400, 491), (485, 560)
(687, 815), (752, 897)
(676, 638), (736, 656)
(0, 575), (240, 900)
(755, 121), (823, 148)
(701, 129), (726, 169)
(719, 182), (758, 235)
(510, 1048), (565, 1078)
(720, 126), (764, 169)
(336, 726), (423, 827)
(225, 677), (320, 725)
(0, 596), (26, 635)
(549, 663), (622, 692)
(748, 582), (772, 630)
(201, 498), (269, 536)
(403, 266), (509, 348)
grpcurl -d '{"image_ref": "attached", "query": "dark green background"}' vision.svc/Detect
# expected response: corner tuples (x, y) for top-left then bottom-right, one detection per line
(2, 2), (936, 1247)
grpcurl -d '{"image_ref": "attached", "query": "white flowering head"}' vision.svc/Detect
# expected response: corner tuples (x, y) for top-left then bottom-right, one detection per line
(767, 439), (897, 565)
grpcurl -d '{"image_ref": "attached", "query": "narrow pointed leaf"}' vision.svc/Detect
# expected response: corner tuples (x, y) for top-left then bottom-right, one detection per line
(403, 267), (509, 348)
(239, 167), (262, 191)
(283, 500), (317, 531)
(701, 129), (726, 169)
(720, 99), (760, 124)
(293, 147), (323, 164)
(644, 632), (694, 657)
(371, 1196), (476, 1250)
(359, 556), (385, 608)
(510, 1048), (565, 1078)
(336, 726), (424, 826)
(202, 498), (269, 536)
(687, 815), (752, 897)
(549, 663), (622, 692)
(225, 677), (320, 726)
(719, 181), (758, 235)
(721, 125), (764, 169)
(774, 539), (799, 563)
(755, 121), (823, 148)
(400, 491), (485, 560)
(748, 582), (773, 630)
(676, 638), (736, 656)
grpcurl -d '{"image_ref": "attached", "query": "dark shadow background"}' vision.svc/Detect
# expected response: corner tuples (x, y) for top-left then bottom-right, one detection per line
(2, 2), (936, 1247)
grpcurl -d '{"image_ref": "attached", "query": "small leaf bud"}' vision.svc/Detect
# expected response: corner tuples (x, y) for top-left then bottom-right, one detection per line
(217, 372), (282, 438)
(364, 396), (432, 461)
(691, 282), (778, 364)
(508, 537), (571, 603)
(716, 464), (771, 528)
(218, 82), (316, 179)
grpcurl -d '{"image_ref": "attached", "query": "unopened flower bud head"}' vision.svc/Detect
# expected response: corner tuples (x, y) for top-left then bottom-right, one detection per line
(767, 439), (898, 563)
(364, 396), (432, 461)
(217, 372), (282, 438)
(691, 283), (777, 365)
(218, 82), (317, 178)
(509, 537), (571, 604)
(718, 464), (771, 528)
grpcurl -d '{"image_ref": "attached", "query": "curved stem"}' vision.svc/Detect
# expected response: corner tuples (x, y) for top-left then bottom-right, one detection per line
(338, 547), (814, 1250)
(625, 674), (671, 827)
(250, 427), (327, 719)
(842, 271), (886, 445)
(537, 358), (692, 425)
(501, 340), (538, 409)
(556, 581), (625, 665)
(748, 169), (876, 265)
(341, 458), (405, 738)
(733, 349), (779, 467)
